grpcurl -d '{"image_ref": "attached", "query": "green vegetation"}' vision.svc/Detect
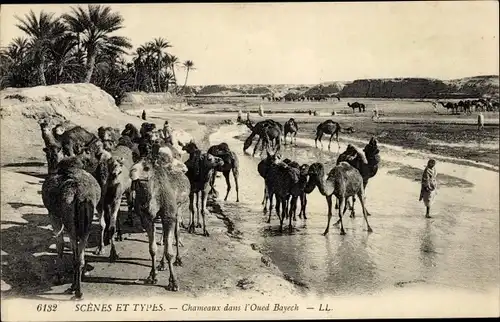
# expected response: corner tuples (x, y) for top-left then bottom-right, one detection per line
(0, 5), (195, 104)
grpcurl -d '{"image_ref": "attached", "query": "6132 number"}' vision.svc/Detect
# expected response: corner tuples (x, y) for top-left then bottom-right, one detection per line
(37, 304), (57, 312)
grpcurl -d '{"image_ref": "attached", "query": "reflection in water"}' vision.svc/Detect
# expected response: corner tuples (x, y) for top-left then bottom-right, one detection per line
(324, 233), (380, 296)
(419, 220), (437, 272)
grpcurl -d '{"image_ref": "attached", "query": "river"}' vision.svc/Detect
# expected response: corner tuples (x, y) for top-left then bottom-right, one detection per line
(209, 124), (499, 298)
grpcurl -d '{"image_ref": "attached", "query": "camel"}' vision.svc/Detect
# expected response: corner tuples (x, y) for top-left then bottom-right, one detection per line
(283, 118), (299, 145)
(257, 151), (282, 213)
(243, 118), (282, 156)
(181, 141), (224, 236)
(314, 120), (342, 150)
(287, 162), (310, 221)
(347, 102), (365, 113)
(263, 151), (301, 231)
(129, 146), (190, 291)
(121, 123), (142, 143)
(94, 142), (135, 261)
(335, 138), (380, 217)
(42, 156), (101, 300)
(439, 101), (458, 114)
(52, 123), (97, 157)
(306, 162), (372, 235)
(207, 142), (240, 202)
(98, 126), (121, 152)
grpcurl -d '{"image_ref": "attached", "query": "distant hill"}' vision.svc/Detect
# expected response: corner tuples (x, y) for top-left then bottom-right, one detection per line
(184, 75), (499, 99)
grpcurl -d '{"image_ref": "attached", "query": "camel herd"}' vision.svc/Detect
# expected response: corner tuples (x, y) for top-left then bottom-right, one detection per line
(436, 98), (499, 114)
(37, 107), (383, 300)
(38, 118), (242, 298)
(239, 115), (381, 234)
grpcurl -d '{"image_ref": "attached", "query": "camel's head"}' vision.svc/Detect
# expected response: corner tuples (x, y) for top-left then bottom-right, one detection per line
(307, 162), (325, 178)
(181, 140), (199, 154)
(108, 157), (125, 183)
(203, 153), (225, 169)
(130, 159), (152, 182)
(53, 124), (66, 136)
(364, 137), (380, 156)
(43, 144), (64, 175)
(299, 163), (310, 176)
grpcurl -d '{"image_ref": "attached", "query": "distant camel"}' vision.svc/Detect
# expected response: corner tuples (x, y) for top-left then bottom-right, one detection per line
(314, 120), (342, 150)
(439, 101), (458, 114)
(306, 162), (372, 235)
(42, 156), (101, 300)
(283, 118), (299, 145)
(347, 102), (366, 113)
(243, 118), (282, 156)
(181, 141), (224, 236)
(129, 146), (190, 291)
(207, 142), (240, 202)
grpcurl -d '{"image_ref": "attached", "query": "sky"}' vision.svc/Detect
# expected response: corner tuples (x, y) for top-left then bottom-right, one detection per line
(1, 2), (498, 86)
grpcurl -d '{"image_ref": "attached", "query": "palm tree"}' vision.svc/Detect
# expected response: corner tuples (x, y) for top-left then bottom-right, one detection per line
(168, 54), (179, 89)
(182, 60), (195, 91)
(15, 10), (66, 85)
(62, 4), (132, 83)
(150, 37), (172, 92)
(48, 34), (78, 83)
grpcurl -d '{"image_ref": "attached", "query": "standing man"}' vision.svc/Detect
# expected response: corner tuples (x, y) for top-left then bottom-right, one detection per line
(419, 159), (438, 218)
(141, 109), (147, 120)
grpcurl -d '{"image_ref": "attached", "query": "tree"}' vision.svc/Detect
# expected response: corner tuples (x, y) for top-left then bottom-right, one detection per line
(150, 37), (172, 92)
(62, 4), (132, 83)
(168, 54), (179, 89)
(15, 10), (66, 85)
(182, 60), (195, 90)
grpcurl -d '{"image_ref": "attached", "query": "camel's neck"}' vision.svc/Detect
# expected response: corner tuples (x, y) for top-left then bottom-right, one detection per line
(316, 174), (335, 196)
(41, 128), (59, 147)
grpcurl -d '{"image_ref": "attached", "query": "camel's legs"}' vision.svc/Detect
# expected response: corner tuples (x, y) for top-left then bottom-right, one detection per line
(54, 231), (64, 285)
(105, 196), (122, 262)
(337, 196), (346, 235)
(328, 134), (333, 150)
(262, 183), (268, 209)
(65, 239), (78, 295)
(253, 137), (261, 156)
(232, 167), (240, 202)
(293, 132), (297, 145)
(188, 192), (195, 233)
(287, 198), (293, 231)
(223, 170), (231, 201)
(277, 197), (284, 231)
(357, 191), (372, 232)
(72, 235), (88, 300)
(299, 193), (307, 219)
(124, 190), (135, 226)
(201, 190), (209, 237)
(323, 195), (334, 235)
(164, 216), (179, 291)
(195, 192), (201, 228)
(267, 190), (274, 223)
(315, 132), (323, 148)
(94, 209), (105, 255)
(144, 215), (158, 284)
(335, 130), (340, 150)
(289, 195), (298, 221)
(173, 216), (182, 266)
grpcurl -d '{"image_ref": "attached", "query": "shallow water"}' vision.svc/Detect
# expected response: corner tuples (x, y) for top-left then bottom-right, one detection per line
(209, 124), (499, 297)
